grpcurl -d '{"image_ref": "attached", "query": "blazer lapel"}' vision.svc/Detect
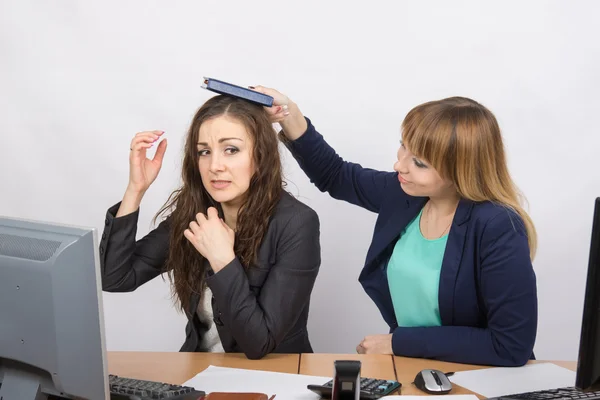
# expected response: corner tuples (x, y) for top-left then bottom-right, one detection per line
(438, 198), (473, 326)
(189, 292), (200, 318)
(366, 197), (427, 266)
(359, 197), (427, 327)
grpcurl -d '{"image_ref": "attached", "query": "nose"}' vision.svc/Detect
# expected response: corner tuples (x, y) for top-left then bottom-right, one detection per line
(209, 152), (226, 173)
(394, 147), (409, 173)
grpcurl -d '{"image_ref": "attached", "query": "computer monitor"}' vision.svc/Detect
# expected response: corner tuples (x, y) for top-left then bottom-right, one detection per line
(576, 197), (600, 391)
(0, 216), (109, 400)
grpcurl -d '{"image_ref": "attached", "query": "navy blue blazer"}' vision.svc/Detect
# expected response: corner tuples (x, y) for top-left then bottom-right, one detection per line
(281, 118), (538, 367)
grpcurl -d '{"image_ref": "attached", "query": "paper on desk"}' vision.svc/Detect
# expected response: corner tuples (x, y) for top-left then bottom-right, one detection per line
(449, 362), (576, 398)
(183, 365), (331, 400)
(382, 396), (477, 400)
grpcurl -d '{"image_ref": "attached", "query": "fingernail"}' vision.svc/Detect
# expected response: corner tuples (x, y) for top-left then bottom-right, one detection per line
(284, 111), (290, 116)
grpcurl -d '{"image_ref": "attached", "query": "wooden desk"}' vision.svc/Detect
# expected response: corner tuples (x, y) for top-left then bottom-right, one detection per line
(107, 352), (300, 384)
(299, 354), (396, 381)
(107, 352), (577, 398)
(393, 356), (578, 397)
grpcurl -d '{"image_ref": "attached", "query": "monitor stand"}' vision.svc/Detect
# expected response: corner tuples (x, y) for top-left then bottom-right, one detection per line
(0, 369), (46, 400)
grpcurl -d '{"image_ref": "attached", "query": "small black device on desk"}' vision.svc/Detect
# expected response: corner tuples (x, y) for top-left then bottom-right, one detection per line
(307, 360), (401, 400)
(201, 77), (274, 107)
(107, 374), (205, 400)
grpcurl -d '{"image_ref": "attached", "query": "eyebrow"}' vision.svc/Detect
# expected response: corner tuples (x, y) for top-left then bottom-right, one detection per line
(197, 137), (244, 146)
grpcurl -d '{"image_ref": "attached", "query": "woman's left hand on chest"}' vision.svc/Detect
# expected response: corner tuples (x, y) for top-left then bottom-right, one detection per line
(184, 207), (235, 273)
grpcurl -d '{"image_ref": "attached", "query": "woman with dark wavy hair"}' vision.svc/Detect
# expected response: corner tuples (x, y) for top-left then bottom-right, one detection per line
(99, 95), (321, 359)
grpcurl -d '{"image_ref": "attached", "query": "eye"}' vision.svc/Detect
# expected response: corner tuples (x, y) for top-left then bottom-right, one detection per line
(225, 146), (239, 155)
(198, 149), (210, 156)
(413, 158), (428, 169)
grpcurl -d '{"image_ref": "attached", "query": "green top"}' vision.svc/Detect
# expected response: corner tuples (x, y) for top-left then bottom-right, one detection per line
(386, 209), (449, 327)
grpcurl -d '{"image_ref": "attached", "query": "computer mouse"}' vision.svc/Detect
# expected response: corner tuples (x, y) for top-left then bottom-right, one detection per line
(413, 369), (453, 394)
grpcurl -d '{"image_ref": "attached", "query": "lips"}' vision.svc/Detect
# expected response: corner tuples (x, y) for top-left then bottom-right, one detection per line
(398, 174), (410, 184)
(211, 180), (231, 189)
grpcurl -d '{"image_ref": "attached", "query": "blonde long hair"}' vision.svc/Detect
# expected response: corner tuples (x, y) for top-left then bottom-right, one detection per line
(402, 96), (537, 260)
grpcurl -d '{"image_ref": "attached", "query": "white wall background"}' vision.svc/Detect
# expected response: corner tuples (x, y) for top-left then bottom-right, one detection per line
(1, 0), (599, 361)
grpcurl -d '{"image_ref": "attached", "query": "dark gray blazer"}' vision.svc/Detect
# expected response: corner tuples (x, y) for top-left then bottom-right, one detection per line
(99, 191), (321, 359)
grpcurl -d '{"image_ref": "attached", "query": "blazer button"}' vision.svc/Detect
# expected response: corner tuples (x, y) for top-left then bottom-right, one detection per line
(99, 247), (104, 255)
(214, 311), (223, 326)
(102, 233), (106, 240)
(105, 218), (109, 226)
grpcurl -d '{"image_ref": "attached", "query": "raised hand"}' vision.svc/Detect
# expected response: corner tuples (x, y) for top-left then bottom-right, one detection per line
(249, 86), (290, 123)
(127, 130), (167, 194)
(115, 130), (167, 218)
(249, 86), (307, 140)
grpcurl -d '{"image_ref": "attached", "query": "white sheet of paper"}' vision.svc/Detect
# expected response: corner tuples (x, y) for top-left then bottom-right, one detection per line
(183, 365), (331, 400)
(449, 362), (576, 398)
(382, 396), (478, 400)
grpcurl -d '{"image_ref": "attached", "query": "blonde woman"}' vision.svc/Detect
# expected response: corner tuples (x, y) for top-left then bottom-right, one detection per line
(253, 86), (537, 367)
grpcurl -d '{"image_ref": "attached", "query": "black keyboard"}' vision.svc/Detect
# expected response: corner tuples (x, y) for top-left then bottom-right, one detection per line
(108, 374), (205, 400)
(307, 377), (402, 399)
(491, 387), (600, 400)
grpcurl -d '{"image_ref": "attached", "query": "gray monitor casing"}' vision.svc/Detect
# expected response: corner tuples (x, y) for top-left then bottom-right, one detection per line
(0, 215), (109, 399)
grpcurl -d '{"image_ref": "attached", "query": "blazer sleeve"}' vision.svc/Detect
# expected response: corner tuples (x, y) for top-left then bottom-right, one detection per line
(206, 207), (321, 359)
(390, 210), (538, 367)
(99, 202), (170, 292)
(280, 117), (396, 213)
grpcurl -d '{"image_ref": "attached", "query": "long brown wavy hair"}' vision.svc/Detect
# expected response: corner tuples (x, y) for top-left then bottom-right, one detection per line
(401, 96), (537, 260)
(154, 95), (283, 314)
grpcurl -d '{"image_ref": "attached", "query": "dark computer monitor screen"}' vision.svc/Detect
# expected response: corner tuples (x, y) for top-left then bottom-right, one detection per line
(576, 197), (600, 391)
(0, 216), (108, 400)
